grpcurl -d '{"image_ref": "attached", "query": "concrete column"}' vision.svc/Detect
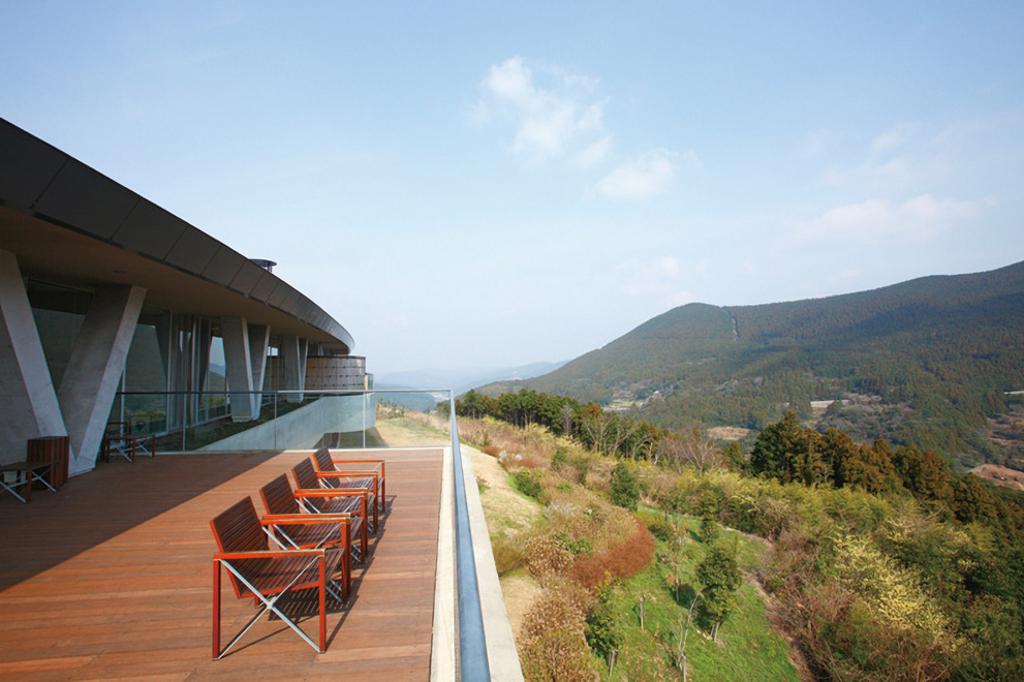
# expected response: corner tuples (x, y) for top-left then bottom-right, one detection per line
(58, 285), (146, 475)
(248, 324), (270, 418)
(0, 250), (68, 466)
(221, 317), (256, 422)
(298, 338), (308, 394)
(281, 334), (308, 403)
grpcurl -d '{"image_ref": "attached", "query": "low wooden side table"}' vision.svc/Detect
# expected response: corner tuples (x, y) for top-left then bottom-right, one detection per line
(27, 436), (69, 488)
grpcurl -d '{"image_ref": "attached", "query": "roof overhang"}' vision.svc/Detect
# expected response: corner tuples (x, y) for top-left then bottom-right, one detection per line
(0, 118), (353, 352)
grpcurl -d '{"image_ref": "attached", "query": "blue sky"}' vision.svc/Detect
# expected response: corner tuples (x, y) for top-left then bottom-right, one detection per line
(3, 2), (1023, 374)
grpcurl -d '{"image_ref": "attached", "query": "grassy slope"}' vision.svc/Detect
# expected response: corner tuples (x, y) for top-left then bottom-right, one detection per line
(602, 514), (799, 681)
(379, 412), (800, 681)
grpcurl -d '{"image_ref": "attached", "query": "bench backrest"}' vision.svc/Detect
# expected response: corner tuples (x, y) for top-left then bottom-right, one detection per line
(314, 447), (336, 473)
(260, 474), (300, 515)
(210, 497), (268, 598)
(291, 458), (319, 491)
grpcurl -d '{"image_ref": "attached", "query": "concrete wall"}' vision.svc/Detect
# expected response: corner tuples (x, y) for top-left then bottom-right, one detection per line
(200, 394), (377, 451)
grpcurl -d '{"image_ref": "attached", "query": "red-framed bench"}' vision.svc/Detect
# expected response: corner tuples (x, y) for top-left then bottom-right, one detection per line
(259, 473), (368, 562)
(210, 497), (351, 657)
(311, 449), (383, 525)
(292, 459), (378, 534)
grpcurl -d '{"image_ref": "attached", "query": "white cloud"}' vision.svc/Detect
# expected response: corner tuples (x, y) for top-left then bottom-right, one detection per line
(477, 56), (609, 161)
(819, 123), (950, 190)
(595, 148), (680, 200)
(797, 194), (993, 243)
(823, 156), (914, 188)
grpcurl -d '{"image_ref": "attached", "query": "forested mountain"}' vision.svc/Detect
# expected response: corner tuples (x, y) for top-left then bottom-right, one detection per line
(483, 260), (1024, 467)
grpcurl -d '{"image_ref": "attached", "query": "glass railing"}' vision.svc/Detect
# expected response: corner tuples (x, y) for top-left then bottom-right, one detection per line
(111, 388), (454, 451)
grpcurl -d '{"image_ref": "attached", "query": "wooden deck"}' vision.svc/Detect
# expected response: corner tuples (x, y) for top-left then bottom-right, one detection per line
(0, 448), (443, 680)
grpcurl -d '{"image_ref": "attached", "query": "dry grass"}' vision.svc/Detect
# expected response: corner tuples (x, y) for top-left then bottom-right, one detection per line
(518, 578), (596, 682)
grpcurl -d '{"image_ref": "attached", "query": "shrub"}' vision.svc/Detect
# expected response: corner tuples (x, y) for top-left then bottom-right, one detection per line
(552, 446), (569, 469)
(585, 584), (622, 672)
(573, 519), (656, 588)
(491, 534), (526, 575)
(555, 530), (592, 557)
(609, 462), (640, 510)
(637, 509), (675, 542)
(571, 455), (591, 485)
(482, 444), (501, 457)
(513, 469), (543, 500)
(519, 581), (596, 681)
(526, 533), (575, 578)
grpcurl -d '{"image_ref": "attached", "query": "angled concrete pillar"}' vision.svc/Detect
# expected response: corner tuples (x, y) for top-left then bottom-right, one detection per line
(281, 335), (308, 403)
(221, 316), (256, 422)
(0, 250), (67, 466)
(58, 285), (146, 475)
(248, 324), (270, 418)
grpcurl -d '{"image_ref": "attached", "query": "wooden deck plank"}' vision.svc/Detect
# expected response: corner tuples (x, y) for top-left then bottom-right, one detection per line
(0, 449), (442, 680)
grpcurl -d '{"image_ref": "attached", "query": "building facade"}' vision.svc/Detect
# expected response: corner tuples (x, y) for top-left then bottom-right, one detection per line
(0, 119), (367, 474)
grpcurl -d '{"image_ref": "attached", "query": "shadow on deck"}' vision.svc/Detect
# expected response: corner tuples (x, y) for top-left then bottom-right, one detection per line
(0, 448), (443, 680)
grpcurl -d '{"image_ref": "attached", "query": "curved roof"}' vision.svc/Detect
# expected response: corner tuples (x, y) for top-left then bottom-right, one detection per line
(0, 118), (353, 353)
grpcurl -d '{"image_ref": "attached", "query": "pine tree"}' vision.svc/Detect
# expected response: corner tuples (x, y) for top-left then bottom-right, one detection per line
(609, 462), (640, 510)
(696, 545), (741, 642)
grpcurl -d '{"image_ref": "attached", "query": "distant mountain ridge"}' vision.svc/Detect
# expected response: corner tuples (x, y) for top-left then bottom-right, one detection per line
(483, 260), (1024, 467)
(375, 360), (566, 396)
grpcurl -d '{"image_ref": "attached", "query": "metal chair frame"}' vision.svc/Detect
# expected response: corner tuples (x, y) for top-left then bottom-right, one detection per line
(213, 548), (341, 657)
(0, 465), (56, 503)
(211, 499), (351, 658)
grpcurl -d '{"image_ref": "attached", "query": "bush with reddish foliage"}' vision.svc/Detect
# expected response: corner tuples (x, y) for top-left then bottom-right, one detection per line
(482, 444), (501, 457)
(572, 518), (655, 589)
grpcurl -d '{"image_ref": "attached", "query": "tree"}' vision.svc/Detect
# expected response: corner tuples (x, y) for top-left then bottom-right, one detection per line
(658, 428), (723, 474)
(700, 511), (719, 544)
(609, 462), (640, 510)
(722, 441), (746, 472)
(577, 403), (610, 453)
(696, 545), (741, 641)
(952, 474), (998, 522)
(560, 403), (576, 437)
(750, 412), (826, 485)
(892, 445), (955, 504)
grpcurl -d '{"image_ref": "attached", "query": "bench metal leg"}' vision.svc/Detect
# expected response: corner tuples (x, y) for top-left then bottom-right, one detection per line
(0, 475), (28, 503)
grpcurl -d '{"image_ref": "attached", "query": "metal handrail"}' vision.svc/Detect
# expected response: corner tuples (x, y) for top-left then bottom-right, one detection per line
(450, 394), (491, 680)
(113, 388), (454, 395)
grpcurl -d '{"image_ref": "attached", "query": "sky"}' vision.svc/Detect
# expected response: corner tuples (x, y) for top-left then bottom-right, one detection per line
(2, 2), (1023, 375)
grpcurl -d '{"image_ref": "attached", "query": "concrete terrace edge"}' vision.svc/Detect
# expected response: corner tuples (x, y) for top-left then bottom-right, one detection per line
(461, 446), (524, 681)
(431, 445), (456, 681)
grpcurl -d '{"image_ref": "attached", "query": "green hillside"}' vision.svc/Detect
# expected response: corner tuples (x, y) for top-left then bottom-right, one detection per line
(486, 261), (1024, 467)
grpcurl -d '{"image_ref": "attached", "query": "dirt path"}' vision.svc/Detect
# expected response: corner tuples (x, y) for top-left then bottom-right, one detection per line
(744, 570), (815, 681)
